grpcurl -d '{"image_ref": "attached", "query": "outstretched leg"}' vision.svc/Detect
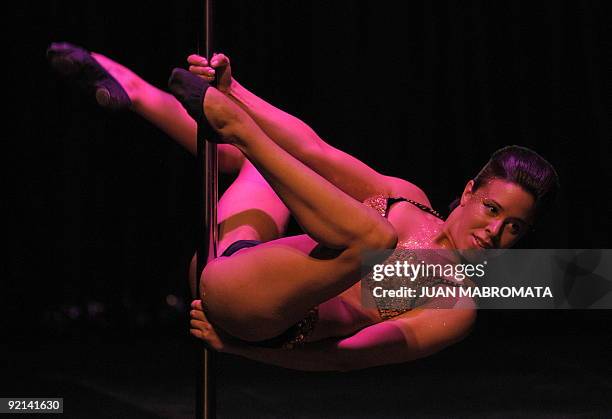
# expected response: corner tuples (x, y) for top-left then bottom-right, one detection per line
(170, 70), (397, 341)
(47, 43), (244, 173)
(91, 52), (245, 173)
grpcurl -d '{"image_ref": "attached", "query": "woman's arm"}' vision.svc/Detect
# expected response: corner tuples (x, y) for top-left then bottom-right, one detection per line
(226, 321), (410, 372)
(188, 54), (423, 202)
(190, 300), (476, 371)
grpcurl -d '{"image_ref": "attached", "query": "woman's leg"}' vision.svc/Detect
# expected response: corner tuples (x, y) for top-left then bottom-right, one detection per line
(90, 52), (244, 173)
(186, 85), (397, 250)
(225, 80), (392, 201)
(189, 54), (392, 199)
(217, 160), (290, 254)
(169, 75), (397, 341)
(188, 158), (291, 296)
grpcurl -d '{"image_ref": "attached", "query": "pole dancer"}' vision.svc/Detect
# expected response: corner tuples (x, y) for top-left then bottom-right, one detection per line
(47, 41), (559, 372)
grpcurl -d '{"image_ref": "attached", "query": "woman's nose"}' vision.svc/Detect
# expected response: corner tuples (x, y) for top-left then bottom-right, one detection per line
(485, 219), (504, 237)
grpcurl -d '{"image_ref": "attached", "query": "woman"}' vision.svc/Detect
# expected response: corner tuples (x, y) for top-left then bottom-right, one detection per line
(48, 43), (559, 371)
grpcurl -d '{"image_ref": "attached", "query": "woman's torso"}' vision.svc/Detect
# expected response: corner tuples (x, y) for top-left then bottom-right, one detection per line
(308, 197), (462, 342)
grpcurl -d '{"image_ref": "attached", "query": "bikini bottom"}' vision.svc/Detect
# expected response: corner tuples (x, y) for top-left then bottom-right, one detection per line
(220, 239), (319, 349)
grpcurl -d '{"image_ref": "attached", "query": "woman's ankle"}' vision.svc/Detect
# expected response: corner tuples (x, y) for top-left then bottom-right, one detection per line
(90, 52), (143, 107)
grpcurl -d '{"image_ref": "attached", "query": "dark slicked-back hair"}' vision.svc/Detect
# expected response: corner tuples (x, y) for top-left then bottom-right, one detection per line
(449, 146), (560, 220)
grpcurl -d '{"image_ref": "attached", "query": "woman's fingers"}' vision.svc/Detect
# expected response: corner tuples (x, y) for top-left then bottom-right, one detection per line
(187, 53), (231, 88)
(189, 65), (215, 78)
(210, 53), (230, 68)
(190, 300), (208, 323)
(189, 300), (215, 346)
(191, 309), (207, 321)
(193, 319), (207, 327)
(190, 318), (209, 328)
(187, 55), (215, 79)
(187, 53), (229, 70)
(189, 65), (212, 75)
(187, 54), (208, 66)
(187, 53), (229, 68)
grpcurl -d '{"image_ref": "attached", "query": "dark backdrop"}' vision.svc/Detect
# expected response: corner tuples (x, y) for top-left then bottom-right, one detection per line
(5, 0), (611, 392)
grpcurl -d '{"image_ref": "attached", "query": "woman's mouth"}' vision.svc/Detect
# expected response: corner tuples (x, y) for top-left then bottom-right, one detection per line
(473, 234), (492, 249)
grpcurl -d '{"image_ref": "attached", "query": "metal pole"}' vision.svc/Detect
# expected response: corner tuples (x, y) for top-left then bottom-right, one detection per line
(195, 0), (216, 418)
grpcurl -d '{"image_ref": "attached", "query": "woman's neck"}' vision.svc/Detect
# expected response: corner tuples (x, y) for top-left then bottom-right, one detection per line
(433, 223), (456, 250)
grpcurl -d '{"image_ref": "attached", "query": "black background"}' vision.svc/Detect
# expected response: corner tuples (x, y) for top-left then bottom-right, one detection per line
(4, 0), (612, 417)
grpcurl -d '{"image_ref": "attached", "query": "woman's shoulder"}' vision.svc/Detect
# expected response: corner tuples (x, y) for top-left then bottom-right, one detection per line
(382, 176), (432, 207)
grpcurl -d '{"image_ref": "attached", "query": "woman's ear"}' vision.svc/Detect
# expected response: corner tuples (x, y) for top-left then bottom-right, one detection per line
(459, 180), (475, 207)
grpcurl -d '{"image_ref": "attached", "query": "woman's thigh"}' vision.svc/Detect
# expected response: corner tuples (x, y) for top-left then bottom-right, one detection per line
(200, 234), (363, 341)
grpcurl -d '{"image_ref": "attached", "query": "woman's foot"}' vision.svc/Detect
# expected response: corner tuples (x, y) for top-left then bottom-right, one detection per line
(47, 42), (132, 110)
(167, 68), (222, 143)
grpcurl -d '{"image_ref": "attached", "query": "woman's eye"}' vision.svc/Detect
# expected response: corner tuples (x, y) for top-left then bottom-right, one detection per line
(484, 203), (498, 214)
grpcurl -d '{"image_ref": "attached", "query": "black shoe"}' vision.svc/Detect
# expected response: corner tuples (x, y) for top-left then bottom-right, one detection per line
(167, 68), (220, 143)
(47, 42), (131, 111)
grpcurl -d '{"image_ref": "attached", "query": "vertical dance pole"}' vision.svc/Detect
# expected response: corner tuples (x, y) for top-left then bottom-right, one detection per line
(195, 0), (216, 418)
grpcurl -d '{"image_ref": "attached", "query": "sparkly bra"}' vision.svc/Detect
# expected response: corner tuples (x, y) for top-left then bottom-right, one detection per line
(362, 195), (444, 220)
(362, 195), (465, 319)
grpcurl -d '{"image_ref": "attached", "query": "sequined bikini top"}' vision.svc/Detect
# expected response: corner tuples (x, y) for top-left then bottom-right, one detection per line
(362, 194), (444, 220)
(362, 194), (466, 319)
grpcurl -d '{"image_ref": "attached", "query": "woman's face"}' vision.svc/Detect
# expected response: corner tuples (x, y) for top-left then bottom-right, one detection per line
(447, 178), (536, 250)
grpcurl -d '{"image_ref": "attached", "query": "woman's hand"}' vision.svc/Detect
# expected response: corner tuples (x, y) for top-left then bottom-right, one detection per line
(190, 299), (231, 352)
(187, 53), (233, 93)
